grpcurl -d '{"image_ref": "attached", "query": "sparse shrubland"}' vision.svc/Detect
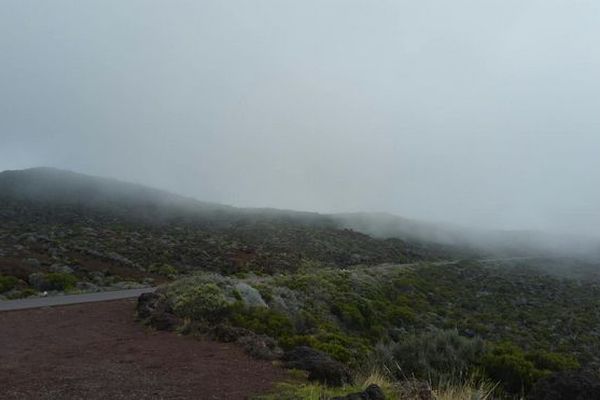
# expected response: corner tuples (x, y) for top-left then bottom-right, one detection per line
(3, 169), (600, 398)
(141, 261), (597, 398)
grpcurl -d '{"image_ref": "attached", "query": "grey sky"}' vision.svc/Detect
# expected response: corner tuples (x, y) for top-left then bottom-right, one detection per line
(1, 1), (600, 236)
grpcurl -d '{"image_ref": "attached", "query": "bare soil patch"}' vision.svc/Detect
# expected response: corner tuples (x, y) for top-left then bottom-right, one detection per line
(0, 299), (284, 399)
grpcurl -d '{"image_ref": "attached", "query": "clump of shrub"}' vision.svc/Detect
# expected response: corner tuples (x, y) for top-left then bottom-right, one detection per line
(0, 275), (19, 293)
(148, 263), (178, 279)
(172, 283), (229, 322)
(481, 342), (580, 394)
(28, 272), (77, 291)
(372, 329), (485, 383)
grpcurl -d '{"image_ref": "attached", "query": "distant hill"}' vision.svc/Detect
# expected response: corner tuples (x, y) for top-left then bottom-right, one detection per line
(0, 168), (461, 291)
(1, 167), (598, 264)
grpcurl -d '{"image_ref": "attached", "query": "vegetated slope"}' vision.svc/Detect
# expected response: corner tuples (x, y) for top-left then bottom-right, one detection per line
(0, 168), (459, 299)
(147, 260), (600, 396)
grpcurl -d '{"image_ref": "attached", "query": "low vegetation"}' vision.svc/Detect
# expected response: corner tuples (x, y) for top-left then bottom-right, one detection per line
(142, 261), (600, 398)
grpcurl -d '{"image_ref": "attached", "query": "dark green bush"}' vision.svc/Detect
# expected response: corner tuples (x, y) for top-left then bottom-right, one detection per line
(373, 329), (485, 382)
(0, 275), (18, 293)
(481, 342), (547, 393)
(230, 303), (294, 338)
(525, 350), (580, 372)
(45, 272), (77, 291)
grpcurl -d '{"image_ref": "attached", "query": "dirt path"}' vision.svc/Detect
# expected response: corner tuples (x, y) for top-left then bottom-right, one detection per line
(0, 299), (284, 400)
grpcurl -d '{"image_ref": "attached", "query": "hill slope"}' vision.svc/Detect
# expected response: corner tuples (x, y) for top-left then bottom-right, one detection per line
(0, 168), (459, 299)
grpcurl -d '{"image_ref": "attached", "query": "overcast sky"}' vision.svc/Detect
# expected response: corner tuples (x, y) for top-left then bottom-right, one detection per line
(1, 0), (600, 236)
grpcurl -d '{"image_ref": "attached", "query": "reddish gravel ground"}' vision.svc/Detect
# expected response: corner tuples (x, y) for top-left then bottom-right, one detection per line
(0, 299), (285, 399)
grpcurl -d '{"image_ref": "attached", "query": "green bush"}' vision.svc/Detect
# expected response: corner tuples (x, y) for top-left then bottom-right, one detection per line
(481, 342), (547, 393)
(373, 329), (485, 382)
(148, 263), (178, 278)
(230, 303), (294, 337)
(172, 283), (229, 322)
(45, 272), (77, 291)
(525, 350), (580, 372)
(0, 275), (18, 293)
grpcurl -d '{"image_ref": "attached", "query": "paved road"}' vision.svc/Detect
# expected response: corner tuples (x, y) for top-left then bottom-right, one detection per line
(0, 287), (156, 312)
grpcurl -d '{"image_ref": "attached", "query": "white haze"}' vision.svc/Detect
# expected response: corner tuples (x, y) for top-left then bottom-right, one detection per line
(1, 0), (600, 238)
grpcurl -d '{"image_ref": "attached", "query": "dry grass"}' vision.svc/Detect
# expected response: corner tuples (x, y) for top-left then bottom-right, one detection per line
(256, 368), (511, 400)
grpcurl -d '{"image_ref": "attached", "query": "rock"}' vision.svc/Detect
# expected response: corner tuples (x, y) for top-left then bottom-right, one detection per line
(137, 292), (162, 319)
(282, 346), (352, 386)
(528, 370), (600, 400)
(210, 324), (252, 343)
(236, 333), (283, 360)
(331, 384), (385, 400)
(137, 291), (181, 331)
(150, 312), (180, 331)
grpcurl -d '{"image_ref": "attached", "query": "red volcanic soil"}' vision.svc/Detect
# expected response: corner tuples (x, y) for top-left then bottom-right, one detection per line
(0, 299), (284, 399)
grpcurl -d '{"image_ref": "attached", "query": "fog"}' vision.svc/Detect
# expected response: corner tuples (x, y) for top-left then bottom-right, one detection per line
(1, 0), (600, 238)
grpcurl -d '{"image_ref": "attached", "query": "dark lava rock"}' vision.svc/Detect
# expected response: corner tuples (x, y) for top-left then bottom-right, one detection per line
(137, 292), (161, 319)
(150, 312), (180, 331)
(331, 384), (385, 400)
(210, 324), (252, 343)
(236, 333), (283, 360)
(528, 370), (600, 400)
(282, 346), (352, 386)
(137, 291), (181, 331)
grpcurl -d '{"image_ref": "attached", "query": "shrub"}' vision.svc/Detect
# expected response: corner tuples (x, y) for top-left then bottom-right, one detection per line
(45, 272), (77, 291)
(525, 350), (580, 372)
(0, 275), (18, 293)
(172, 283), (230, 322)
(29, 272), (77, 291)
(481, 342), (546, 394)
(372, 329), (485, 383)
(230, 303), (294, 337)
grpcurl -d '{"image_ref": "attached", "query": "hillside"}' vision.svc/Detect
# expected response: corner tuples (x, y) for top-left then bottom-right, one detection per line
(0, 168), (460, 299)
(3, 168), (600, 398)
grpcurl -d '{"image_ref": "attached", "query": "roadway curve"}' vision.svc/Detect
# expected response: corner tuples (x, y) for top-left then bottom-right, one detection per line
(0, 287), (156, 312)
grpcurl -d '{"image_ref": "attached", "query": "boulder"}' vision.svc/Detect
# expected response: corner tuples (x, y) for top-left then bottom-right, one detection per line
(150, 312), (180, 331)
(282, 346), (352, 386)
(137, 292), (162, 319)
(137, 291), (181, 331)
(237, 333), (283, 360)
(528, 370), (600, 400)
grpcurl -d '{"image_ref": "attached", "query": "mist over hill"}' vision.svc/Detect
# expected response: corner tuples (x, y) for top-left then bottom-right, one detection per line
(2, 167), (597, 261)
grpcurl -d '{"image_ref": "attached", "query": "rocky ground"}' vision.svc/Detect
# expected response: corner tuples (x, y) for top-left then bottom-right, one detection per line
(0, 299), (285, 399)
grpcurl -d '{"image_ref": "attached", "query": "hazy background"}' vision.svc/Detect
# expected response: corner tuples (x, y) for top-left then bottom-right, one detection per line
(1, 0), (599, 237)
